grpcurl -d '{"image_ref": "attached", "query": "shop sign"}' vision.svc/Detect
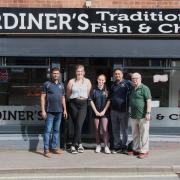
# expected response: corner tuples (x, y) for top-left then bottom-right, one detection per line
(0, 106), (43, 126)
(150, 107), (180, 127)
(0, 8), (180, 36)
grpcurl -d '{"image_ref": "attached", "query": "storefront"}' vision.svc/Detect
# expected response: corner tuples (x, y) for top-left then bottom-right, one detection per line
(0, 8), (180, 149)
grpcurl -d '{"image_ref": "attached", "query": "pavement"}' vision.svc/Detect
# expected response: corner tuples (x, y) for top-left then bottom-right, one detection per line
(0, 140), (180, 175)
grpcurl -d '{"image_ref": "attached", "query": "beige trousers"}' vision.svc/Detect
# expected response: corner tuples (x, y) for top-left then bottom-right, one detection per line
(131, 118), (150, 153)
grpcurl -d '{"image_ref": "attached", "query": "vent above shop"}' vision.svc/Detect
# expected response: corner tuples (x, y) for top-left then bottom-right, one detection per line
(85, 0), (91, 8)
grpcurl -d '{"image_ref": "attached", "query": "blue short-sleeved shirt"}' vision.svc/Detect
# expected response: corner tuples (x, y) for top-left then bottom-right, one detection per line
(110, 80), (132, 112)
(89, 87), (109, 118)
(42, 81), (65, 113)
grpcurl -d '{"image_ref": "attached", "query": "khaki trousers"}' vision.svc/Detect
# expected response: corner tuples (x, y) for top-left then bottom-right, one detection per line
(131, 118), (150, 153)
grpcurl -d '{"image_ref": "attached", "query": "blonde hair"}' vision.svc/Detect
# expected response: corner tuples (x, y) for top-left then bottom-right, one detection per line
(75, 64), (85, 71)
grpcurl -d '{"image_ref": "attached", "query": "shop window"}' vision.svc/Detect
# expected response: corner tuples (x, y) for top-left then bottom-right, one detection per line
(127, 58), (149, 67)
(127, 69), (169, 107)
(0, 57), (49, 105)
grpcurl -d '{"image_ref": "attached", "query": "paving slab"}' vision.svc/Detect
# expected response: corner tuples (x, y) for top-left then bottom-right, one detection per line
(0, 146), (179, 174)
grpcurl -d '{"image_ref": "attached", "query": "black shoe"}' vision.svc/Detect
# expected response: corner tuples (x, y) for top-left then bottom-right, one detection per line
(121, 149), (128, 154)
(111, 148), (121, 154)
(121, 146), (128, 154)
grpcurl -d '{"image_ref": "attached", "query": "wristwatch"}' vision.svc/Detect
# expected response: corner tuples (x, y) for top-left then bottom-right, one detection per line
(146, 112), (150, 114)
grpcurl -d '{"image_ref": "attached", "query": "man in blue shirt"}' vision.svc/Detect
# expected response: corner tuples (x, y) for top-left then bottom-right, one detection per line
(41, 67), (67, 158)
(110, 68), (132, 154)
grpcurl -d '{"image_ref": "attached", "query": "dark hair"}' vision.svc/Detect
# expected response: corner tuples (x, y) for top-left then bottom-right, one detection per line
(113, 68), (123, 73)
(51, 67), (60, 73)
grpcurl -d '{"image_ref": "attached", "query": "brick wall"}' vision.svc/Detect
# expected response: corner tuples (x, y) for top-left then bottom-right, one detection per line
(0, 0), (180, 8)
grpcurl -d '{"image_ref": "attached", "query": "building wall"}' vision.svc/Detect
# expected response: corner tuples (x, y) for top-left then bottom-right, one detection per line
(0, 0), (180, 8)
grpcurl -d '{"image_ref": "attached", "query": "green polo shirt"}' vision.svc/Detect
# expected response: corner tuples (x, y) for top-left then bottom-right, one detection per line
(130, 83), (151, 119)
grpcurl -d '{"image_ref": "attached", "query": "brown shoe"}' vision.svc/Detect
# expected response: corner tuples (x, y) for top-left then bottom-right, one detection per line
(127, 151), (134, 155)
(127, 151), (139, 156)
(44, 151), (52, 158)
(137, 152), (149, 159)
(51, 149), (63, 154)
(133, 151), (140, 156)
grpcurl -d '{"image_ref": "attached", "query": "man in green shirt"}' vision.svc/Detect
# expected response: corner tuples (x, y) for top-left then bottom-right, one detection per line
(129, 72), (152, 159)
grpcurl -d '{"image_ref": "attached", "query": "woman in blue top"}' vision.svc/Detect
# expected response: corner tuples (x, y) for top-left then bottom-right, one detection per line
(89, 74), (111, 154)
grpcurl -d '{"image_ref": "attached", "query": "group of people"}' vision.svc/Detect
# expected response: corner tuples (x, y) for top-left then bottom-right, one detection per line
(40, 65), (152, 159)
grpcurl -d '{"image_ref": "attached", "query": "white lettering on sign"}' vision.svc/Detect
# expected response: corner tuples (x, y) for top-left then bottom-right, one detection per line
(0, 9), (180, 35)
(3, 13), (18, 29)
(158, 24), (180, 33)
(19, 13), (26, 29)
(45, 13), (57, 30)
(90, 23), (132, 33)
(27, 13), (43, 30)
(77, 14), (89, 30)
(58, 14), (72, 30)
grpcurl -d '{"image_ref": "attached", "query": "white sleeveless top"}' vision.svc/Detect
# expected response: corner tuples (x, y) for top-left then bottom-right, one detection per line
(70, 78), (89, 99)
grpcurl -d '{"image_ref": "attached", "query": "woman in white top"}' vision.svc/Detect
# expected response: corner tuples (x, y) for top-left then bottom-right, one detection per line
(66, 65), (92, 154)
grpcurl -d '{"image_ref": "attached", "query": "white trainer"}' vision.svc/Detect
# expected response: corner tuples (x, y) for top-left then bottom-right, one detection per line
(70, 146), (78, 154)
(77, 144), (84, 153)
(95, 145), (101, 153)
(104, 146), (111, 154)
